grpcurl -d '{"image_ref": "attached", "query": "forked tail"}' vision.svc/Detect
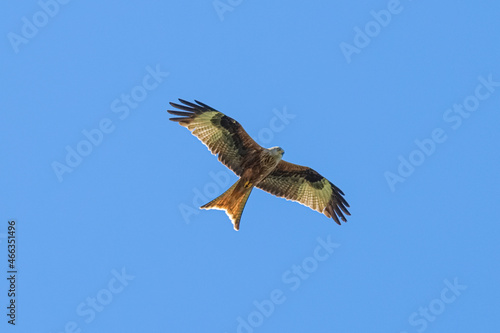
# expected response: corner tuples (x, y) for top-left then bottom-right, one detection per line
(200, 179), (253, 230)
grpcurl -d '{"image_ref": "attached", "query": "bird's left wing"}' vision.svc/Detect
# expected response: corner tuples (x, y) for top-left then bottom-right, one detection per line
(256, 160), (350, 224)
(167, 99), (263, 177)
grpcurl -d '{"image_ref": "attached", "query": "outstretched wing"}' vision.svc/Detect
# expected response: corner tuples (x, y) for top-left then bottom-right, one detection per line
(167, 99), (263, 176)
(256, 160), (350, 224)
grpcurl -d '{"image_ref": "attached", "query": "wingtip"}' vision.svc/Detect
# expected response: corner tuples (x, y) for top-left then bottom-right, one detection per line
(194, 99), (213, 110)
(168, 117), (183, 122)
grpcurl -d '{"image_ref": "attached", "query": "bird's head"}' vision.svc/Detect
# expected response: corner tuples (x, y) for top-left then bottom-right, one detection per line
(268, 146), (285, 158)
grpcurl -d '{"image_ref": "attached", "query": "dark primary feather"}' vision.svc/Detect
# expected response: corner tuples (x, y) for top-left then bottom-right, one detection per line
(168, 110), (192, 117)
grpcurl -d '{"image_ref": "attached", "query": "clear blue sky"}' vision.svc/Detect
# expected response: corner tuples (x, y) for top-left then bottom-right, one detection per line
(2, 1), (500, 332)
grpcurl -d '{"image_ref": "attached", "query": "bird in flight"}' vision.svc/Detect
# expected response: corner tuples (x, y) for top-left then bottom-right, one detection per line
(168, 99), (350, 230)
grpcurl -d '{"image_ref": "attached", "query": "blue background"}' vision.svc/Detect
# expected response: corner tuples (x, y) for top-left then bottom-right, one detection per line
(2, 1), (499, 332)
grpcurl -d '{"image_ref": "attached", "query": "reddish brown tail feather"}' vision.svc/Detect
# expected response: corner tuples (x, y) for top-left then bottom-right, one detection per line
(200, 179), (253, 230)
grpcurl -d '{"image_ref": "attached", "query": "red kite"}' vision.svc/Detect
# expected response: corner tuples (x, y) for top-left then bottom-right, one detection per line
(168, 99), (350, 230)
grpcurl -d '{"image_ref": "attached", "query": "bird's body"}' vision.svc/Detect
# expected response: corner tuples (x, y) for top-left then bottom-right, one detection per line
(168, 99), (350, 230)
(239, 147), (285, 185)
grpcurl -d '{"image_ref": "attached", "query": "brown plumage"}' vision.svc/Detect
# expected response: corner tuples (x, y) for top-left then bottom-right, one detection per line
(167, 99), (350, 230)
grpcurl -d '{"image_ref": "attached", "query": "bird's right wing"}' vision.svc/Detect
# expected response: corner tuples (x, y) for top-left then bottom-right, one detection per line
(256, 160), (350, 224)
(167, 99), (263, 177)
